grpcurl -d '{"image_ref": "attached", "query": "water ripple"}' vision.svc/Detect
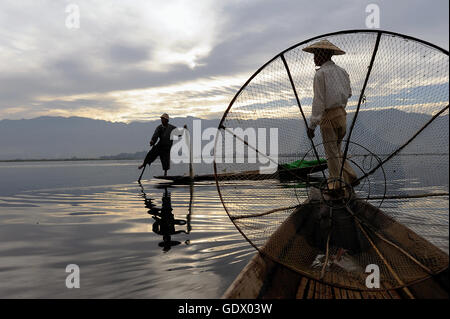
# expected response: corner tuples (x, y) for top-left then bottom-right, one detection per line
(0, 179), (252, 298)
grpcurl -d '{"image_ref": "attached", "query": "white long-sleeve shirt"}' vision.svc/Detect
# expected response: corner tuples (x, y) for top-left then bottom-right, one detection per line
(309, 60), (352, 129)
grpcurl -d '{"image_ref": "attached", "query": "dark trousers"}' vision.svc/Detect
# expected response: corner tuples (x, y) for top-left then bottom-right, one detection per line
(143, 144), (171, 171)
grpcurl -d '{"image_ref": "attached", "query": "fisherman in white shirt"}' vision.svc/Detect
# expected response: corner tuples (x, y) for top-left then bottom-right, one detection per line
(302, 39), (358, 194)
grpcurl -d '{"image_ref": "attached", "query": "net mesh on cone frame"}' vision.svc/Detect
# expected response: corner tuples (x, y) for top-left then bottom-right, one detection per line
(213, 30), (449, 291)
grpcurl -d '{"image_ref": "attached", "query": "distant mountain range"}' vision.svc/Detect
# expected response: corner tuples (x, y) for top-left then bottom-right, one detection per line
(0, 109), (447, 161)
(0, 116), (219, 160)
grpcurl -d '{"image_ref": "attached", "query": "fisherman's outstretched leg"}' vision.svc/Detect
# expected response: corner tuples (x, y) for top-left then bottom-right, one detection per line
(139, 146), (160, 169)
(138, 146), (161, 182)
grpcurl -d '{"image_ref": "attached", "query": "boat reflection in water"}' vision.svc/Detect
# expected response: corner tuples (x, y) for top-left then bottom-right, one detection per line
(139, 183), (192, 252)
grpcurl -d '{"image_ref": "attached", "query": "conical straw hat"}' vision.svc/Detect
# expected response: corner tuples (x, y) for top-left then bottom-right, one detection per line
(302, 39), (346, 55)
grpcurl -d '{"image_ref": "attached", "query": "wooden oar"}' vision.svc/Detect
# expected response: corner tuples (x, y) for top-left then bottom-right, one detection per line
(184, 125), (194, 181)
(138, 145), (154, 183)
(138, 163), (147, 183)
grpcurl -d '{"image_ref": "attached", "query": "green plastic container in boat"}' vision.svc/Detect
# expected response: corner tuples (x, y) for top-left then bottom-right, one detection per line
(279, 158), (327, 170)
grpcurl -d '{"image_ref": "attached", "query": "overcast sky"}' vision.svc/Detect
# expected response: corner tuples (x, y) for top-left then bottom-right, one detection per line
(0, 0), (448, 122)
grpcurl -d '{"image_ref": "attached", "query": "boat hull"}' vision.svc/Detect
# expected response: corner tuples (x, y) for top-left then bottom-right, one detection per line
(223, 198), (449, 299)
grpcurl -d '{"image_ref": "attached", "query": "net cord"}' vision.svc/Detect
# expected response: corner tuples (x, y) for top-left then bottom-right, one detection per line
(219, 124), (323, 192)
(345, 204), (415, 298)
(339, 32), (382, 184)
(280, 53), (329, 182)
(345, 204), (433, 274)
(354, 104), (449, 184)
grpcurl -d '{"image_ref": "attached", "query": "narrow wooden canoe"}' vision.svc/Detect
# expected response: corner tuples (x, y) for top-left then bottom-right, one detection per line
(154, 163), (328, 184)
(223, 196), (449, 299)
(223, 251), (448, 299)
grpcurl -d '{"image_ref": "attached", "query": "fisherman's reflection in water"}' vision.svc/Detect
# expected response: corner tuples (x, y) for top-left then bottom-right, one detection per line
(140, 185), (189, 252)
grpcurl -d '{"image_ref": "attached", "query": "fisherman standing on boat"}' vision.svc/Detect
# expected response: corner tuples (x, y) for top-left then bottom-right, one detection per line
(138, 113), (180, 177)
(303, 40), (358, 194)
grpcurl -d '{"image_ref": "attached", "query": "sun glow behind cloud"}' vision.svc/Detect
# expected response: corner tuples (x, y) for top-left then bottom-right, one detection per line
(130, 0), (221, 71)
(0, 0), (231, 121)
(34, 73), (250, 122)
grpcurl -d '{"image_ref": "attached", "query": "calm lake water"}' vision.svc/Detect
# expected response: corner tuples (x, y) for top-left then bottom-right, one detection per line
(0, 159), (448, 298)
(0, 160), (255, 298)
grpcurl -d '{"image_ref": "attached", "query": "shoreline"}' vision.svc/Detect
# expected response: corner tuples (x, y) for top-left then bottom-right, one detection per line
(0, 157), (140, 163)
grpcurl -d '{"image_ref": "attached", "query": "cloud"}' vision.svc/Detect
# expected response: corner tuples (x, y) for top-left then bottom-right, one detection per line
(0, 0), (448, 121)
(108, 43), (150, 64)
(26, 73), (248, 122)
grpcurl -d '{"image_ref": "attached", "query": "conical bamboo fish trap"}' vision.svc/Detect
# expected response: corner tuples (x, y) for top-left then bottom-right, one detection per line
(213, 30), (449, 291)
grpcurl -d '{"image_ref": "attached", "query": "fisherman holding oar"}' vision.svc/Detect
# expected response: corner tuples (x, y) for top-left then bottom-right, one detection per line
(138, 113), (185, 181)
(303, 40), (358, 196)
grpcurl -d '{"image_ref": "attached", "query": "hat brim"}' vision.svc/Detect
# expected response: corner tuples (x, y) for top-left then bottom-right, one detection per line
(302, 47), (346, 55)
